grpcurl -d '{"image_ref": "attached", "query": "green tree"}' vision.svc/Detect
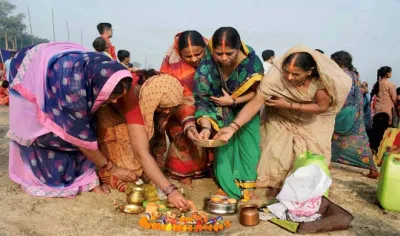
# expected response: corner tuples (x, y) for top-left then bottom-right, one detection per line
(0, 0), (49, 49)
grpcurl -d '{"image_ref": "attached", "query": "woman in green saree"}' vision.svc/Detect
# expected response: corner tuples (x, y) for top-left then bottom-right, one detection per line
(193, 27), (264, 200)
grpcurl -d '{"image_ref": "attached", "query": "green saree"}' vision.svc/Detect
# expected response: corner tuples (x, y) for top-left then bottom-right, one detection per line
(193, 44), (264, 199)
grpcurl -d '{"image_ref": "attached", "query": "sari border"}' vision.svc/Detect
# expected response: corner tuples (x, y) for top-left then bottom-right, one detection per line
(197, 116), (220, 131)
(231, 73), (263, 99)
(91, 69), (132, 113)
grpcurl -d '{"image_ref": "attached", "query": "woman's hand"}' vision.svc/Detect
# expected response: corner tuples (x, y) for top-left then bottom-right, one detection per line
(210, 89), (234, 106)
(198, 129), (211, 140)
(186, 126), (200, 141)
(213, 126), (235, 141)
(264, 97), (290, 109)
(167, 190), (191, 211)
(109, 165), (138, 182)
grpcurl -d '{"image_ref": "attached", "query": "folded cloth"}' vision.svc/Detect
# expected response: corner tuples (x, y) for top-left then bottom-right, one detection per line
(267, 202), (322, 223)
(281, 196), (322, 217)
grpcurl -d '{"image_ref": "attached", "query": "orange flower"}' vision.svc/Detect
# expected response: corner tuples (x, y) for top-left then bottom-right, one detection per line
(176, 224), (183, 232)
(161, 224), (166, 231)
(224, 221), (231, 228)
(208, 225), (213, 231)
(139, 217), (149, 228)
(213, 224), (219, 232)
(188, 225), (193, 232)
(219, 224), (224, 231)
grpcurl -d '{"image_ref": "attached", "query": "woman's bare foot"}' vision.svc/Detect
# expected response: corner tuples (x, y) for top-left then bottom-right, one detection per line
(91, 184), (111, 194)
(367, 169), (380, 179)
(180, 177), (192, 186)
(266, 187), (280, 199)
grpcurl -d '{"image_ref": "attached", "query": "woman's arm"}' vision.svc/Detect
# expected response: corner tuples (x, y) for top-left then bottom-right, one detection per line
(79, 147), (137, 182)
(236, 89), (256, 104)
(290, 89), (331, 114)
(232, 94), (265, 126)
(265, 89), (331, 115)
(389, 83), (397, 104)
(126, 124), (190, 210)
(78, 147), (108, 167)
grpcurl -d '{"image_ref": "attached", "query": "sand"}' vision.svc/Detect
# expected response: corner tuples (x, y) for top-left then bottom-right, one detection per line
(0, 106), (399, 236)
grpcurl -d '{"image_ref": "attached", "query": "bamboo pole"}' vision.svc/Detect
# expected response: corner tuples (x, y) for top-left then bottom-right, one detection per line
(27, 6), (34, 45)
(52, 8), (56, 42)
(4, 33), (8, 50)
(66, 22), (70, 41)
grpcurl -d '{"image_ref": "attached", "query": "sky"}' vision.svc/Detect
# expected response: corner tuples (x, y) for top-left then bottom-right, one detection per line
(9, 0), (400, 86)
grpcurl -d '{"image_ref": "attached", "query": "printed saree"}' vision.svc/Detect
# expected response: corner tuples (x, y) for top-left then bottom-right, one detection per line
(193, 43), (264, 199)
(332, 69), (377, 171)
(257, 45), (352, 188)
(160, 33), (210, 179)
(8, 43), (131, 197)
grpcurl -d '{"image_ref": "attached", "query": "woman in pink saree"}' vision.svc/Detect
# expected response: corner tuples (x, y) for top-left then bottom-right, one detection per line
(7, 43), (136, 197)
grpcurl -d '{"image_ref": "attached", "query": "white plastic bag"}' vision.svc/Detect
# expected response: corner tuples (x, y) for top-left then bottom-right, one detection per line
(277, 164), (332, 203)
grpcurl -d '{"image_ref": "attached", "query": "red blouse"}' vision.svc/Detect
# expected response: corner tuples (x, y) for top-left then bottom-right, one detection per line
(117, 76), (144, 125)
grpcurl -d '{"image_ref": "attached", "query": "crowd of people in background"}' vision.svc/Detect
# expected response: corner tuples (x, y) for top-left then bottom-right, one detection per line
(2, 22), (400, 209)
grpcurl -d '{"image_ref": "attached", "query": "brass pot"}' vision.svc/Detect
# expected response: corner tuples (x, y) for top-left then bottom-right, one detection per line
(127, 187), (145, 205)
(239, 204), (259, 227)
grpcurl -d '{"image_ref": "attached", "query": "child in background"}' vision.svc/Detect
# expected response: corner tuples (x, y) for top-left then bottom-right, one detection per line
(0, 80), (9, 105)
(117, 50), (138, 72)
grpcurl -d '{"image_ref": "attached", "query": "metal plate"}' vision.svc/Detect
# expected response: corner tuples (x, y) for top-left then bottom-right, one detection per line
(193, 140), (228, 148)
(119, 204), (144, 214)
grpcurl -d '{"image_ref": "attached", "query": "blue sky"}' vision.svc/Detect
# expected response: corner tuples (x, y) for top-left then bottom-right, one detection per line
(10, 0), (400, 87)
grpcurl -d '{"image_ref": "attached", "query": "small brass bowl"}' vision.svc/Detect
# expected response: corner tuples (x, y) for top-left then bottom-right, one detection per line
(193, 139), (228, 148)
(119, 204), (144, 214)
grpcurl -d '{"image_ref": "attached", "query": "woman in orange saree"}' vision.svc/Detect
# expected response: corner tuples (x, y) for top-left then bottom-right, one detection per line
(160, 31), (210, 185)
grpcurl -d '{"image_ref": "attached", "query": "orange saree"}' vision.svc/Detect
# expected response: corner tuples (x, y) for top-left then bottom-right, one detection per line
(160, 33), (210, 179)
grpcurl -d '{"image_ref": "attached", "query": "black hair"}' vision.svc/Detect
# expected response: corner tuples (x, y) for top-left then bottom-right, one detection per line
(97, 23), (112, 35)
(212, 27), (244, 52)
(10, 51), (16, 57)
(371, 66), (392, 101)
(92, 37), (107, 52)
(330, 51), (354, 71)
(110, 77), (133, 97)
(353, 70), (359, 76)
(315, 49), (324, 54)
(177, 30), (205, 52)
(135, 69), (160, 85)
(117, 50), (130, 62)
(262, 50), (275, 61)
(1, 80), (9, 89)
(282, 52), (319, 78)
(397, 87), (400, 96)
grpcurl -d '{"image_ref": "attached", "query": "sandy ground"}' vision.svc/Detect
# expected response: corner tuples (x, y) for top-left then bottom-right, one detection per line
(0, 106), (399, 236)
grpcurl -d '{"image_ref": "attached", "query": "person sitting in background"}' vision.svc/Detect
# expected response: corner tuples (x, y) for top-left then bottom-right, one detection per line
(117, 50), (138, 72)
(97, 22), (117, 60)
(0, 80), (9, 105)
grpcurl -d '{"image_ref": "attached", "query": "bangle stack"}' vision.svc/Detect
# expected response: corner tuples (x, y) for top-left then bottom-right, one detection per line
(229, 121), (241, 131)
(163, 184), (178, 197)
